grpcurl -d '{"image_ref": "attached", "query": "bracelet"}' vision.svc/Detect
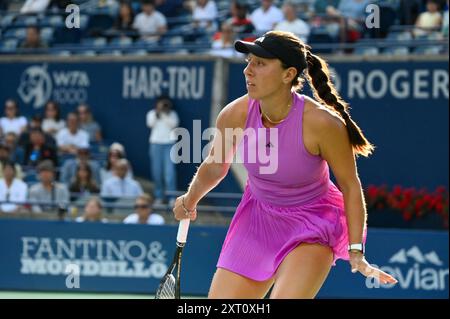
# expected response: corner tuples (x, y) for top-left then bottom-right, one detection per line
(182, 196), (196, 217)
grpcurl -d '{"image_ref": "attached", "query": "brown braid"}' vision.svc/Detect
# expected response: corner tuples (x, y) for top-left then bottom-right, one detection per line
(262, 31), (374, 157)
(304, 50), (374, 157)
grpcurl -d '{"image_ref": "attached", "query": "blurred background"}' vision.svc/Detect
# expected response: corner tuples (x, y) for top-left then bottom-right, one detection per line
(0, 0), (448, 299)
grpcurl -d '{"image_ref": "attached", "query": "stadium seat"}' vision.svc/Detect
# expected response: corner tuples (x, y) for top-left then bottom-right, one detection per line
(100, 49), (123, 56)
(40, 27), (54, 43)
(161, 35), (184, 46)
(77, 50), (97, 56)
(81, 37), (108, 48)
(386, 31), (413, 41)
(14, 15), (39, 26)
(41, 15), (64, 28)
(50, 48), (72, 56)
(125, 49), (148, 56)
(354, 46), (380, 56)
(109, 36), (133, 48)
(413, 45), (443, 55)
(383, 46), (409, 55)
(0, 38), (19, 51)
(0, 13), (16, 28)
(79, 14), (89, 30)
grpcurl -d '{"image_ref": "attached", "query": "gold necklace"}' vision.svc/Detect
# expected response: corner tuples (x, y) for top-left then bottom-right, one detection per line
(260, 102), (292, 125)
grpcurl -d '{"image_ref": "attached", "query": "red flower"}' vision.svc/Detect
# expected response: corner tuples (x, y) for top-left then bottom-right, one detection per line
(364, 185), (449, 229)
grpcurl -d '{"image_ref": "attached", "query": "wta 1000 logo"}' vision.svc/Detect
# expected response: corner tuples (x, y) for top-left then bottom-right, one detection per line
(20, 237), (168, 280)
(17, 64), (90, 109)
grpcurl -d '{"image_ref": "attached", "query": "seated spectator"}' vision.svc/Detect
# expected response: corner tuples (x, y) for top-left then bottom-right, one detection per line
(23, 128), (58, 167)
(0, 143), (24, 180)
(28, 160), (70, 213)
(275, 2), (310, 43)
(77, 104), (102, 143)
(18, 114), (56, 149)
(56, 112), (90, 155)
(210, 22), (243, 58)
(225, 0), (255, 38)
(69, 162), (100, 199)
(4, 132), (25, 165)
(101, 159), (143, 198)
(20, 26), (48, 49)
(42, 100), (65, 138)
(0, 161), (28, 213)
(250, 0), (284, 33)
(191, 0), (218, 32)
(0, 99), (28, 138)
(326, 0), (371, 43)
(415, 0), (443, 37)
(123, 193), (164, 225)
(314, 0), (341, 16)
(100, 142), (133, 183)
(75, 196), (107, 222)
(311, 0), (341, 39)
(20, 0), (50, 14)
(60, 147), (101, 186)
(133, 0), (167, 41)
(113, 1), (136, 33)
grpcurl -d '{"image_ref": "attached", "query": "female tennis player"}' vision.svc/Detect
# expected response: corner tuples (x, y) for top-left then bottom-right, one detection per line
(172, 31), (398, 298)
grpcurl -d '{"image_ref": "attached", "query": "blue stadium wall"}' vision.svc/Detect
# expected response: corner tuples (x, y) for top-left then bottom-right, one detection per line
(0, 56), (447, 193)
(0, 219), (448, 298)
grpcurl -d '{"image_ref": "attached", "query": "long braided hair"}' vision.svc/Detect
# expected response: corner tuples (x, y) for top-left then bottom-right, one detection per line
(267, 31), (374, 157)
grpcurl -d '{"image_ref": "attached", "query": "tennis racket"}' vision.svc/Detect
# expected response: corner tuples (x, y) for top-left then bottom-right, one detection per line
(155, 218), (190, 299)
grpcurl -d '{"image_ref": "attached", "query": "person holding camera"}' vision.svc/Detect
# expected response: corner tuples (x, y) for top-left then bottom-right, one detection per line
(146, 96), (179, 206)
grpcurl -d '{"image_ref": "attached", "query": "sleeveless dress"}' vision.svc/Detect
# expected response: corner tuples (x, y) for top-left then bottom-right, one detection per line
(216, 92), (366, 281)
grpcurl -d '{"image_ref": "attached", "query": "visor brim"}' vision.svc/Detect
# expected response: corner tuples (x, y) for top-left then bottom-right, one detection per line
(234, 40), (277, 59)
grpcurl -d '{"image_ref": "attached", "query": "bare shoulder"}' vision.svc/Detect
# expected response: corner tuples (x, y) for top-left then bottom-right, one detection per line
(216, 95), (249, 129)
(303, 95), (346, 136)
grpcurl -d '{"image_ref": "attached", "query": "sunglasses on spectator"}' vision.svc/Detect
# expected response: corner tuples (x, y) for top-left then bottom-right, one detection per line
(135, 204), (150, 209)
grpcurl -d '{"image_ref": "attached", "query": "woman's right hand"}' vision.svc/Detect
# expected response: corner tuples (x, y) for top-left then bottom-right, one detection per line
(172, 195), (197, 221)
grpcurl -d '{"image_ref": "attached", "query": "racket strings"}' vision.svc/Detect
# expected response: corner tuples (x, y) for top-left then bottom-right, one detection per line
(155, 274), (176, 299)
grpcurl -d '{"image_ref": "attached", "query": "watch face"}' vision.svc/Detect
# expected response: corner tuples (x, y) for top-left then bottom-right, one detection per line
(349, 244), (364, 251)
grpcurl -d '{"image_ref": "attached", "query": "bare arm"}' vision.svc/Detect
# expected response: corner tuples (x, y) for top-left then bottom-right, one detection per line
(310, 105), (397, 285)
(314, 111), (366, 244)
(174, 96), (248, 219)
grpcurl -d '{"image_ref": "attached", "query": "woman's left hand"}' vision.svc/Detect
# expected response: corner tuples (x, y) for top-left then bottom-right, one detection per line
(349, 251), (398, 285)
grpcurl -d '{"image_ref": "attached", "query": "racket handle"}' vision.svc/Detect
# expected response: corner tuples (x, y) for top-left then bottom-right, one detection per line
(176, 218), (190, 244)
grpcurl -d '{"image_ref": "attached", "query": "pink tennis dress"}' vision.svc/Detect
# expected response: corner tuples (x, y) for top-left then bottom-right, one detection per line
(217, 92), (363, 281)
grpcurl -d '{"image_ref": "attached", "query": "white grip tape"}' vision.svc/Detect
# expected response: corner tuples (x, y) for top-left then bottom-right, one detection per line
(176, 219), (190, 244)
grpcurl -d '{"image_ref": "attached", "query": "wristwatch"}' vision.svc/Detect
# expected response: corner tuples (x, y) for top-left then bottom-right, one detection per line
(348, 243), (365, 254)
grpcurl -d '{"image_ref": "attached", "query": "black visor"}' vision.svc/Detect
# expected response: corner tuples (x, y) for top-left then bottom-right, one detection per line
(235, 33), (307, 71)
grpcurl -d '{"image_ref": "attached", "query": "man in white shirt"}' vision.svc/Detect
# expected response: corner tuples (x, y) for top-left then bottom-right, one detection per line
(192, 0), (218, 31)
(20, 0), (50, 14)
(101, 159), (143, 198)
(0, 161), (28, 213)
(146, 96), (179, 205)
(28, 160), (70, 213)
(133, 0), (167, 41)
(250, 0), (284, 33)
(56, 112), (89, 155)
(123, 193), (165, 225)
(275, 2), (310, 43)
